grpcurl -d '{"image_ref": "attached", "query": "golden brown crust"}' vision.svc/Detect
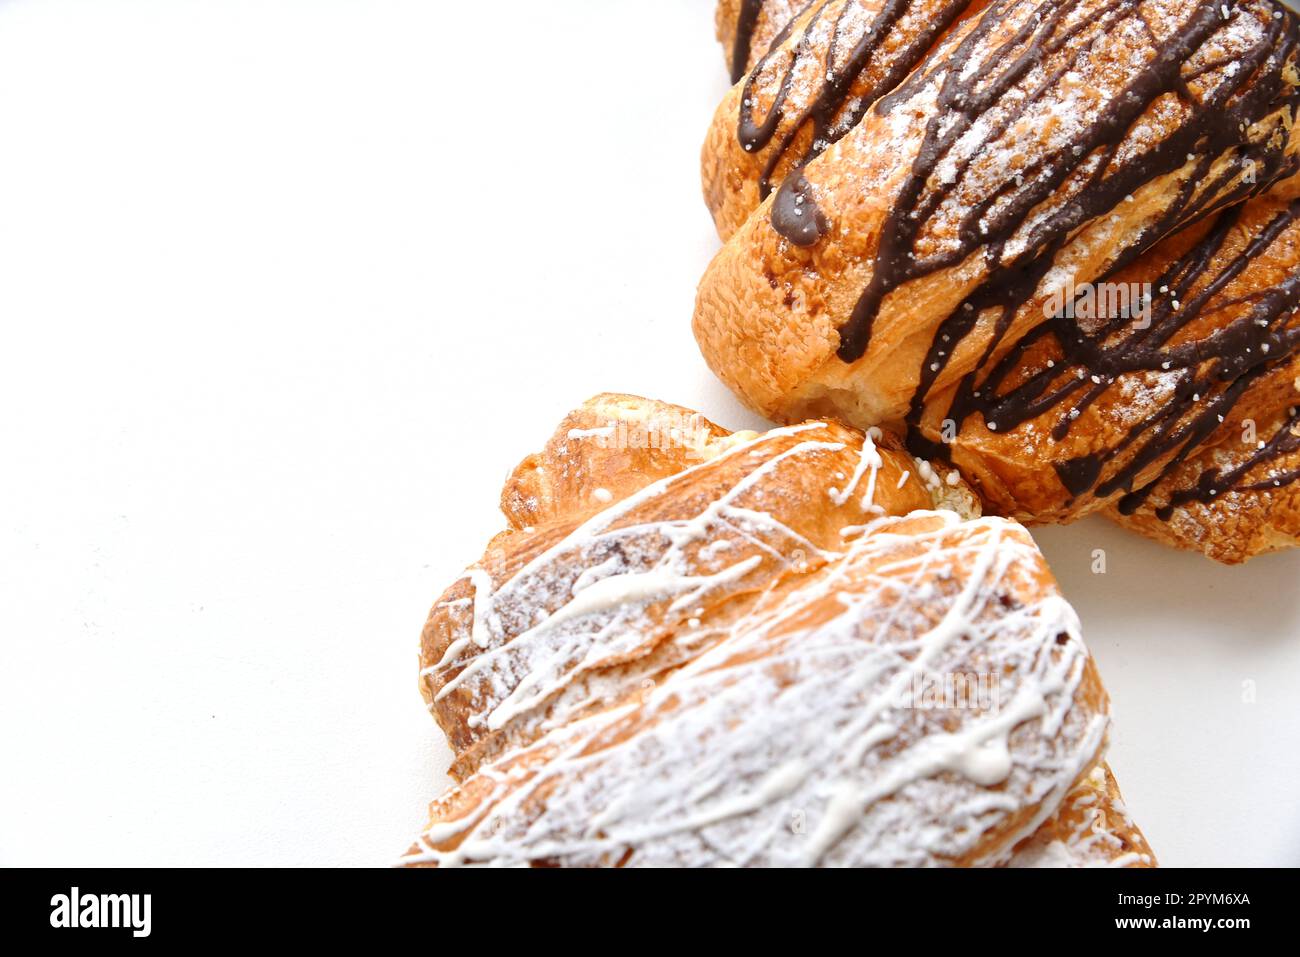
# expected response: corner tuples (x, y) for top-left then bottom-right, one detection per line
(403, 396), (1138, 867)
(1104, 405), (1300, 563)
(499, 394), (736, 532)
(1009, 764), (1157, 868)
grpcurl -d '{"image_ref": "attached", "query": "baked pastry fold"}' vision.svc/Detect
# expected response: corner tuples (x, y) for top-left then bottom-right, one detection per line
(402, 395), (1151, 867)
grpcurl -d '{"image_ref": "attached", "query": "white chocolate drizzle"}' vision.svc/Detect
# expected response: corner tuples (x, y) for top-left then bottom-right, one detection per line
(408, 487), (1106, 866)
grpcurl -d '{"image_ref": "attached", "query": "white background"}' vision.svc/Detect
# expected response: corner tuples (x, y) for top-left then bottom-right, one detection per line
(0, 0), (1296, 867)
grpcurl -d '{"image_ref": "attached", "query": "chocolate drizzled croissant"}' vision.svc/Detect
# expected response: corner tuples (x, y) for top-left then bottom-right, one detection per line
(697, 0), (1300, 562)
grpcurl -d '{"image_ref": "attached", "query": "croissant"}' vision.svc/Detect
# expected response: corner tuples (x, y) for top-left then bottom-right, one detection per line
(401, 394), (1153, 867)
(697, 0), (1300, 562)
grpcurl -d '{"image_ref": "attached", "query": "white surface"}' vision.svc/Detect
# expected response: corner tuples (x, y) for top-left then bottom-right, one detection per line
(0, 0), (1296, 868)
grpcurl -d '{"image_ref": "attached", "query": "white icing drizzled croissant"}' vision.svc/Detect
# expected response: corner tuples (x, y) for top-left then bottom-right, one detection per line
(401, 395), (1151, 867)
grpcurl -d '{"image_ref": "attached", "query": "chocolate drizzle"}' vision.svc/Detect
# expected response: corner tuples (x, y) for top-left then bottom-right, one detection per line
(838, 0), (1300, 364)
(732, 0), (768, 84)
(739, 0), (977, 206)
(772, 172), (831, 245)
(926, 197), (1300, 517)
(764, 0), (1300, 519)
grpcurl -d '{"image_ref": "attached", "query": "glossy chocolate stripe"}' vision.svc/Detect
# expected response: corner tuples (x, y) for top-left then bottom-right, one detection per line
(941, 197), (1300, 518)
(732, 0), (767, 83)
(739, 0), (977, 205)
